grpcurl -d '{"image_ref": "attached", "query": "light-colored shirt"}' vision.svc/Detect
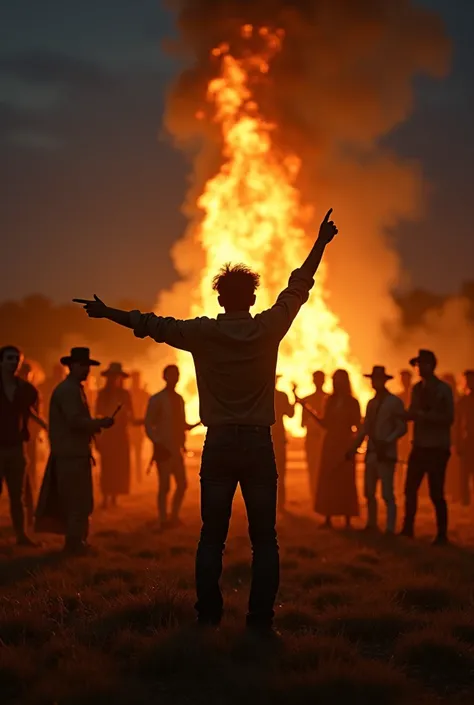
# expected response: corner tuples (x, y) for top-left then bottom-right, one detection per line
(354, 391), (407, 461)
(145, 388), (187, 452)
(409, 377), (454, 450)
(131, 268), (314, 427)
(49, 376), (97, 457)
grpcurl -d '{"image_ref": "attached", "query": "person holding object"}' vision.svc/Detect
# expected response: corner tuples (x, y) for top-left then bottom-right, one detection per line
(346, 366), (407, 534)
(73, 208), (338, 635)
(145, 364), (196, 530)
(35, 347), (115, 555)
(399, 349), (454, 545)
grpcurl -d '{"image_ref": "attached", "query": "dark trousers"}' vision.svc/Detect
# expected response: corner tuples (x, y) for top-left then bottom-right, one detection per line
(195, 425), (279, 627)
(157, 450), (187, 521)
(273, 439), (287, 511)
(403, 446), (450, 538)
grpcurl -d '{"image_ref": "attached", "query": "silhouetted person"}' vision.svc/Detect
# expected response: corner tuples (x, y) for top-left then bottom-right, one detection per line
(348, 366), (406, 534)
(36, 348), (114, 555)
(301, 370), (328, 499)
(273, 379), (295, 513)
(400, 350), (454, 545)
(456, 370), (474, 506)
(314, 369), (360, 529)
(74, 208), (338, 635)
(145, 365), (195, 529)
(129, 370), (150, 485)
(95, 363), (134, 509)
(0, 346), (41, 546)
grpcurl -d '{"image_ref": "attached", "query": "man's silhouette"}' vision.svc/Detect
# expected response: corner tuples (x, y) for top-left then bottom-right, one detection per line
(399, 350), (454, 545)
(0, 345), (42, 546)
(74, 208), (338, 634)
(145, 365), (193, 529)
(273, 379), (295, 514)
(347, 366), (406, 534)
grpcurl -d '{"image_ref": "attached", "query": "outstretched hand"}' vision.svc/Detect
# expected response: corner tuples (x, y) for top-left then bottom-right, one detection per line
(72, 294), (108, 318)
(318, 209), (338, 245)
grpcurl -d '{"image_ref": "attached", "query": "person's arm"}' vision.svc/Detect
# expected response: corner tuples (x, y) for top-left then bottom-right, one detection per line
(73, 296), (201, 352)
(300, 209), (338, 278)
(258, 210), (338, 339)
(59, 387), (112, 433)
(348, 402), (369, 455)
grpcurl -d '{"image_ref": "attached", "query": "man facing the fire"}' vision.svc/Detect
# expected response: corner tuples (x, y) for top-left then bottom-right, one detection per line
(74, 207), (338, 636)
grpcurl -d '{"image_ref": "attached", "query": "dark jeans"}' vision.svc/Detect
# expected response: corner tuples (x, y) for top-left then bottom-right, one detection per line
(195, 425), (279, 627)
(403, 446), (450, 538)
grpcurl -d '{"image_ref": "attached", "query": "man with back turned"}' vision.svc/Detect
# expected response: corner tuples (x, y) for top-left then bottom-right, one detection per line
(74, 209), (338, 634)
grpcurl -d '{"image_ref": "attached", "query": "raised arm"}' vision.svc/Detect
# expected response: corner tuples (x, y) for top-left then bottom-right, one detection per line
(300, 208), (338, 278)
(259, 209), (339, 339)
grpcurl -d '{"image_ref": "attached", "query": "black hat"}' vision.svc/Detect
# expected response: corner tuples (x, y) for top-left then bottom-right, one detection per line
(101, 362), (129, 378)
(409, 349), (437, 368)
(364, 365), (393, 381)
(465, 369), (474, 377)
(60, 347), (100, 367)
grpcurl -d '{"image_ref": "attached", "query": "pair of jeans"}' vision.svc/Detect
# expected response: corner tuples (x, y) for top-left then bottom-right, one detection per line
(364, 454), (396, 532)
(195, 425), (279, 627)
(0, 445), (27, 538)
(402, 446), (450, 538)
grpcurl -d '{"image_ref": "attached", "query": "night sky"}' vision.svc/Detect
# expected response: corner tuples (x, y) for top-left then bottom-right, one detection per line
(1, 0), (473, 305)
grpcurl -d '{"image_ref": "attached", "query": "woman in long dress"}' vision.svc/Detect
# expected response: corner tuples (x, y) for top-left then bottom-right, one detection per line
(95, 362), (134, 508)
(314, 369), (361, 528)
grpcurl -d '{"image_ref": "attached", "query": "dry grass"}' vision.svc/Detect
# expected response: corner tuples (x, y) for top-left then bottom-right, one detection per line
(1, 444), (474, 704)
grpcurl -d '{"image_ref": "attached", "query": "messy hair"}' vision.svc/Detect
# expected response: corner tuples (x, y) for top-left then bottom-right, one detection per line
(212, 263), (260, 308)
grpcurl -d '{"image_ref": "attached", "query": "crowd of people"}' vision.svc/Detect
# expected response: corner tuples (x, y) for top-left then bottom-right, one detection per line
(1, 208), (474, 635)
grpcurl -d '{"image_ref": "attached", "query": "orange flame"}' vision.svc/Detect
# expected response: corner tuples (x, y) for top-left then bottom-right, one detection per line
(170, 26), (370, 434)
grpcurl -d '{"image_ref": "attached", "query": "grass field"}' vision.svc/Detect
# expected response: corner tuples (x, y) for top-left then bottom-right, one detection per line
(1, 443), (474, 705)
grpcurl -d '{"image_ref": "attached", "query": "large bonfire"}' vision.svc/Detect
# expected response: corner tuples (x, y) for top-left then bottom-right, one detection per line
(166, 26), (370, 434)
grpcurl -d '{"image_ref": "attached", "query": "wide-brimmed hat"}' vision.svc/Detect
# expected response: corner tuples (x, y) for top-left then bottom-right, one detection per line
(60, 347), (100, 367)
(409, 349), (437, 368)
(101, 362), (129, 378)
(464, 369), (474, 377)
(364, 365), (393, 381)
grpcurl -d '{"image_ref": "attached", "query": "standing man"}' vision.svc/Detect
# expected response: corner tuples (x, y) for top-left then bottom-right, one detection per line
(399, 350), (454, 545)
(74, 208), (338, 634)
(129, 370), (150, 485)
(145, 365), (193, 529)
(273, 379), (295, 514)
(396, 369), (413, 498)
(0, 345), (41, 546)
(347, 366), (407, 534)
(35, 347), (114, 555)
(456, 370), (474, 506)
(301, 370), (328, 499)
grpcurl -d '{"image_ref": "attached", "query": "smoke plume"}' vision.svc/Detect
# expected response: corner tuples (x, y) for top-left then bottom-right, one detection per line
(155, 0), (452, 385)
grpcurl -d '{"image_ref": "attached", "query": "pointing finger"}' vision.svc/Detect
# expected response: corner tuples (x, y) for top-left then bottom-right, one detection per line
(323, 208), (333, 222)
(72, 299), (93, 304)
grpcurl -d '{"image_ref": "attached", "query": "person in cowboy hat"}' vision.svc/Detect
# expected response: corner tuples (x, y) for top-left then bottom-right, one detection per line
(35, 348), (115, 555)
(455, 370), (474, 506)
(399, 349), (454, 545)
(95, 362), (134, 509)
(347, 366), (407, 534)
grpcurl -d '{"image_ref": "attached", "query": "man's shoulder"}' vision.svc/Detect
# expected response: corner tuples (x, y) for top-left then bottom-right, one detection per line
(53, 377), (75, 397)
(435, 378), (453, 396)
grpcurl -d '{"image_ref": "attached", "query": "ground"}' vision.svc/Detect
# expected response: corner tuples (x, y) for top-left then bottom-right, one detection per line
(1, 441), (474, 705)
